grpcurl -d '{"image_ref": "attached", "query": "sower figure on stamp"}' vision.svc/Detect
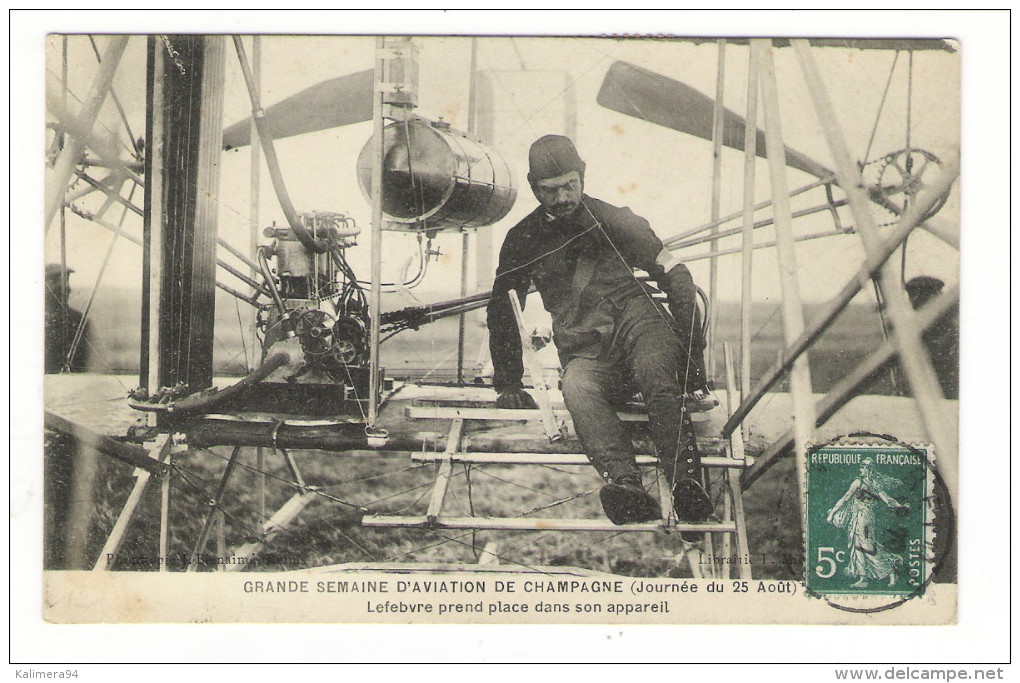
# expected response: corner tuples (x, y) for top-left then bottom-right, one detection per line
(487, 134), (716, 526)
(826, 457), (909, 588)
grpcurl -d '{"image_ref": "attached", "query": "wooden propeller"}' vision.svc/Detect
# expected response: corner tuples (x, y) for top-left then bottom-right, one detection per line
(222, 69), (374, 150)
(597, 60), (833, 180)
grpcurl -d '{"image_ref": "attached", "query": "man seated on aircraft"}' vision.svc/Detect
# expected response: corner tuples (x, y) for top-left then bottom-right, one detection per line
(486, 134), (714, 526)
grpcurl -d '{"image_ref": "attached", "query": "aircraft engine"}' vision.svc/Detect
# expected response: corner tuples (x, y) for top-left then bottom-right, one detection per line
(251, 212), (375, 413)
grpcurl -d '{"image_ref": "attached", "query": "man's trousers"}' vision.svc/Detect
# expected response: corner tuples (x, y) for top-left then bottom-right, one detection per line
(560, 304), (702, 486)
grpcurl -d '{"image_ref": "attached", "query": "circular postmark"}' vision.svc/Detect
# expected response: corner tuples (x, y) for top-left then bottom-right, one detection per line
(799, 431), (955, 614)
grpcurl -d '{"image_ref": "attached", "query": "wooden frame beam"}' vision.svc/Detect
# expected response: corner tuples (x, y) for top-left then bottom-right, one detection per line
(362, 515), (737, 534)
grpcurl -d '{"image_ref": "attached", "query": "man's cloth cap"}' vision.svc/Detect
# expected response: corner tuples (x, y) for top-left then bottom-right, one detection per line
(46, 263), (73, 278)
(528, 134), (585, 184)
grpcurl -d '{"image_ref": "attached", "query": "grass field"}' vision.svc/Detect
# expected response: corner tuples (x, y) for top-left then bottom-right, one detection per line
(45, 431), (804, 579)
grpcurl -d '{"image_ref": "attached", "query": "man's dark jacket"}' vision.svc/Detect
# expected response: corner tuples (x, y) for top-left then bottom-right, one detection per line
(487, 194), (704, 393)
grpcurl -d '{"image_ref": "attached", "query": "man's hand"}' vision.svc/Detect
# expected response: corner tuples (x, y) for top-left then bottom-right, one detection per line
(495, 388), (538, 410)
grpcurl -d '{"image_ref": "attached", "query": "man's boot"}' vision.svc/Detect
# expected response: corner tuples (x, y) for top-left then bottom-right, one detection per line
(672, 478), (713, 523)
(662, 405), (714, 533)
(599, 467), (661, 526)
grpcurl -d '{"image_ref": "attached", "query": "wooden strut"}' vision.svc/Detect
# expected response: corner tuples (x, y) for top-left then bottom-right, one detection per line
(142, 35), (227, 398)
(220, 445), (317, 571)
(44, 412), (163, 474)
(59, 208), (261, 307)
(662, 176), (832, 249)
(215, 510), (227, 571)
(225, 490), (317, 572)
(249, 34), (263, 373)
(152, 438), (321, 573)
(71, 169), (143, 215)
(754, 39), (816, 528)
(409, 404), (650, 423)
(367, 36), (386, 429)
(723, 343), (752, 580)
(720, 344), (736, 579)
(281, 448), (307, 490)
(187, 445), (243, 572)
(719, 158), (960, 440)
(742, 282), (959, 489)
(477, 542), (500, 566)
(67, 184), (264, 306)
(66, 168), (261, 285)
(94, 434), (173, 571)
(669, 200), (849, 251)
(720, 468), (733, 579)
(142, 35), (163, 414)
(84, 34), (140, 159)
(790, 39), (958, 469)
(44, 34), (130, 233)
(508, 290), (566, 441)
(426, 418), (464, 525)
(706, 38), (726, 381)
(456, 37), (479, 385)
(457, 230), (471, 383)
(740, 46), (760, 443)
(159, 445), (173, 572)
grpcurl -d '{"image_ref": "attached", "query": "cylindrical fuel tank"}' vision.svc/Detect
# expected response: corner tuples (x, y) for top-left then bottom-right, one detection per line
(357, 118), (516, 231)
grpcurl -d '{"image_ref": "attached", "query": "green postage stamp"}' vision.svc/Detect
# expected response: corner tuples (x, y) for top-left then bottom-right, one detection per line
(806, 443), (935, 598)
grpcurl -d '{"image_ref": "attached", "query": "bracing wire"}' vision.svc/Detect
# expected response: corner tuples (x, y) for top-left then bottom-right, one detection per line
(171, 445), (461, 566)
(863, 51), (900, 164)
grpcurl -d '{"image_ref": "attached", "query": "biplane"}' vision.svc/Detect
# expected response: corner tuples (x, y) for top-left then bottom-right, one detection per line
(42, 35), (959, 583)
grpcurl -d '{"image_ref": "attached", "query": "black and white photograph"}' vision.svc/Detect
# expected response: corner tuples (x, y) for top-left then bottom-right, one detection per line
(11, 8), (1011, 670)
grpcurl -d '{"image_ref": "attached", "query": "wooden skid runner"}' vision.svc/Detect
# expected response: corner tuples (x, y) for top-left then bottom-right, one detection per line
(407, 401), (714, 424)
(411, 452), (752, 468)
(362, 515), (737, 533)
(407, 405), (649, 422)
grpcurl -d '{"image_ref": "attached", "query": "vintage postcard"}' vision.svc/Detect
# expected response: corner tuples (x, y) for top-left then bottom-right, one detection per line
(32, 25), (973, 639)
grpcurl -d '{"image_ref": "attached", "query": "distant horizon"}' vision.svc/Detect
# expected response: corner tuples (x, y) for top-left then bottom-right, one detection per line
(56, 281), (905, 398)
